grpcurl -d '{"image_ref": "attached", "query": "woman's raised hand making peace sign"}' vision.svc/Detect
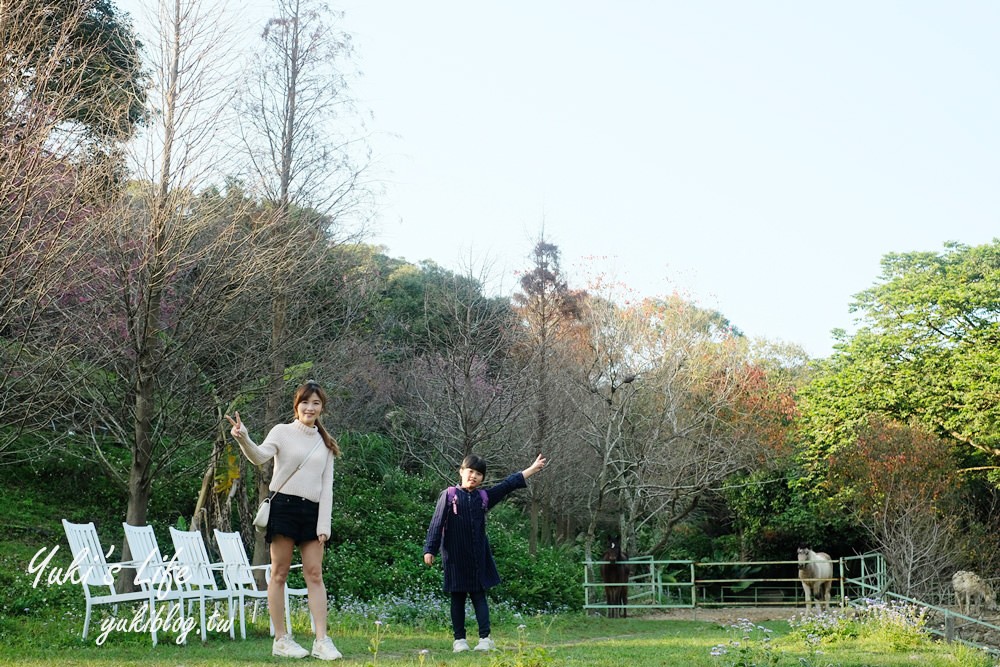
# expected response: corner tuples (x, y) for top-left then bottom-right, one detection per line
(225, 411), (248, 440)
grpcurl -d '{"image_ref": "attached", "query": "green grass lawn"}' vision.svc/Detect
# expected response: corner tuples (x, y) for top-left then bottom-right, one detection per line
(0, 606), (995, 667)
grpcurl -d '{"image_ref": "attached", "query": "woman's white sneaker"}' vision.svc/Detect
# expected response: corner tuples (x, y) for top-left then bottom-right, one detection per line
(474, 636), (496, 651)
(272, 635), (309, 658)
(311, 636), (343, 660)
(453, 638), (471, 652)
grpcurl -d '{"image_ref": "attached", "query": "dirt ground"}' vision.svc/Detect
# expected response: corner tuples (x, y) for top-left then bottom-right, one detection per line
(638, 606), (802, 624)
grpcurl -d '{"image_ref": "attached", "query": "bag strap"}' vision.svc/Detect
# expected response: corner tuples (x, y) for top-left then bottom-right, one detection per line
(445, 486), (489, 514)
(268, 437), (325, 499)
(441, 486), (489, 539)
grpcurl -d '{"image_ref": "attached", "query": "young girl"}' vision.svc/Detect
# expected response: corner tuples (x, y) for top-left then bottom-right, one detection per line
(423, 453), (547, 652)
(226, 381), (342, 661)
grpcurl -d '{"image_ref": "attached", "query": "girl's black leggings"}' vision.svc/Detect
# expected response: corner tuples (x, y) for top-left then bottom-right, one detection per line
(450, 590), (490, 639)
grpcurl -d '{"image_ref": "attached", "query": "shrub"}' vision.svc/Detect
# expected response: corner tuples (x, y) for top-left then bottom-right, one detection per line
(788, 598), (929, 651)
(324, 443), (583, 613)
(485, 504), (582, 612)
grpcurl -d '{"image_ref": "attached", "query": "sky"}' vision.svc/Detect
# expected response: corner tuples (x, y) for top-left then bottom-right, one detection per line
(116, 1), (1000, 358)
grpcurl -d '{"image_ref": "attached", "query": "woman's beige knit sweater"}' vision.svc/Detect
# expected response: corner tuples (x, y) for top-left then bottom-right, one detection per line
(234, 419), (334, 538)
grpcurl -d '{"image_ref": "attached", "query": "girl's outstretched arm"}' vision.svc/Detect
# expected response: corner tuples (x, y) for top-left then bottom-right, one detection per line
(522, 454), (547, 480)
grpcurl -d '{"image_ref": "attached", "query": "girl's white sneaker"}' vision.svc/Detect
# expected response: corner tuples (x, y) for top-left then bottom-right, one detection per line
(474, 636), (496, 651)
(453, 638), (471, 652)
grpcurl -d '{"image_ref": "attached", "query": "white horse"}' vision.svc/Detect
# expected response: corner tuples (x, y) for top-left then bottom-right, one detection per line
(797, 545), (834, 613)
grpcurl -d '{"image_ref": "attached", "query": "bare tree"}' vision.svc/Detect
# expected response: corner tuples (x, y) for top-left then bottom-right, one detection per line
(829, 419), (968, 599)
(511, 234), (586, 552)
(0, 0), (142, 460)
(562, 286), (775, 563)
(50, 1), (298, 567)
(863, 494), (960, 599)
(235, 0), (373, 566)
(238, 0), (370, 218)
(560, 290), (644, 562)
(634, 329), (777, 555)
(388, 261), (528, 481)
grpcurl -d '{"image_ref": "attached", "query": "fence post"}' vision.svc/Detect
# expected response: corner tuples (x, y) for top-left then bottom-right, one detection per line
(690, 562), (696, 608)
(838, 557), (845, 607)
(944, 611), (955, 642)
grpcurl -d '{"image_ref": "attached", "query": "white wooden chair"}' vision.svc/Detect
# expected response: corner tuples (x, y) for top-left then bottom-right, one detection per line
(213, 530), (312, 639)
(122, 522), (215, 642)
(168, 527), (237, 639)
(61, 520), (160, 645)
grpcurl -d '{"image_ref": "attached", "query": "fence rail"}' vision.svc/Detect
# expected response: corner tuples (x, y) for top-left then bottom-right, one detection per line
(840, 552), (1000, 656)
(583, 556), (848, 612)
(584, 552), (1000, 655)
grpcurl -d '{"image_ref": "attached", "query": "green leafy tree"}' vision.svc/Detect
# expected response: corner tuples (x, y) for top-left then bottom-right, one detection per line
(789, 241), (1000, 586)
(799, 240), (1000, 485)
(850, 241), (1000, 458)
(1, 0), (146, 144)
(374, 260), (492, 358)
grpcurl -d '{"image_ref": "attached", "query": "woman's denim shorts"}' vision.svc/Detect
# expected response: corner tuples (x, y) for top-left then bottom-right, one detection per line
(266, 492), (320, 545)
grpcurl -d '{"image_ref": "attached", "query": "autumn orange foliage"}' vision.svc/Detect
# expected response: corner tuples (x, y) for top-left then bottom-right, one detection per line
(829, 417), (960, 515)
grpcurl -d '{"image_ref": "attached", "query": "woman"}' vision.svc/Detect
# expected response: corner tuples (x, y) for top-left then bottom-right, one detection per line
(227, 380), (342, 660)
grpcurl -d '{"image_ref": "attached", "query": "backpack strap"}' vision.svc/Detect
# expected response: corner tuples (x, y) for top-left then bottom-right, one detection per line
(446, 486), (488, 514)
(442, 486), (490, 537)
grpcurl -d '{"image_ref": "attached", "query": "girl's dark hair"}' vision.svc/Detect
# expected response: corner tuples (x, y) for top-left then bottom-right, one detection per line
(460, 454), (487, 475)
(293, 381), (340, 456)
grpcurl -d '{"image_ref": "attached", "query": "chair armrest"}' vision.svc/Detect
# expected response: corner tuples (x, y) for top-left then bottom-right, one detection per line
(222, 563), (272, 572)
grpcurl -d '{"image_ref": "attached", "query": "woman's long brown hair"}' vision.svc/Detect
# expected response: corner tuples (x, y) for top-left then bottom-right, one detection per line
(293, 381), (341, 456)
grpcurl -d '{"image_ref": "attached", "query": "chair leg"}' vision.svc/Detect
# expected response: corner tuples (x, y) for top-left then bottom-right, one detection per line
(239, 595), (247, 640)
(227, 598), (236, 640)
(174, 600), (187, 645)
(82, 601), (92, 639)
(284, 586), (292, 637)
(199, 593), (207, 642)
(150, 599), (158, 647)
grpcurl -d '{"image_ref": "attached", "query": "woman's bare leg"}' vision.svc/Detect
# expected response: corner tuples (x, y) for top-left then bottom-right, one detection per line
(300, 539), (328, 638)
(269, 536), (295, 637)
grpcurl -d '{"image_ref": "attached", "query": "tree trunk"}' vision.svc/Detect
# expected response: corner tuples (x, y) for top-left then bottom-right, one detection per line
(121, 374), (156, 592)
(252, 292), (286, 583)
(191, 464), (214, 531)
(528, 345), (548, 556)
(529, 495), (539, 555)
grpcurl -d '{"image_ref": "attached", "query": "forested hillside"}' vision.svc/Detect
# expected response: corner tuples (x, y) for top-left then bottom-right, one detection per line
(3, 0), (1000, 611)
